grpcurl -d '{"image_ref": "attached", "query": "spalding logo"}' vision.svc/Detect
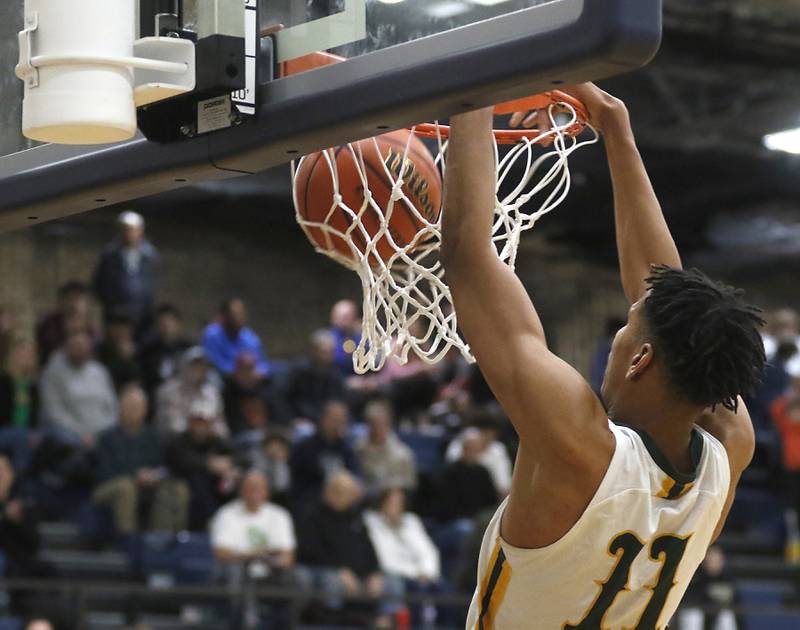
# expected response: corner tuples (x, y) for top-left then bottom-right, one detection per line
(384, 149), (439, 223)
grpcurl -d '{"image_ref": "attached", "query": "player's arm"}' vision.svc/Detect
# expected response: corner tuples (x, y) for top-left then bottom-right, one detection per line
(696, 398), (756, 543)
(441, 108), (609, 459)
(565, 85), (682, 304)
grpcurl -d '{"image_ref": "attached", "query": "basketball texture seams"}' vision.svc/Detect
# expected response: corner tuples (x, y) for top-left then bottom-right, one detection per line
(295, 130), (442, 267)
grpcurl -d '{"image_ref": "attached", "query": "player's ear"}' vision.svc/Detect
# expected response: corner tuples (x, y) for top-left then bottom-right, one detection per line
(626, 343), (653, 380)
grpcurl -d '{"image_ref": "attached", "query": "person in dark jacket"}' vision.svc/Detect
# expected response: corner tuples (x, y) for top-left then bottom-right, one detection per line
(437, 429), (498, 521)
(0, 453), (55, 617)
(95, 312), (141, 391)
(290, 400), (360, 503)
(138, 304), (193, 397)
(282, 330), (344, 424)
(92, 211), (159, 339)
(297, 471), (391, 624)
(166, 401), (239, 531)
(93, 384), (188, 534)
(223, 352), (272, 435)
(35, 281), (95, 367)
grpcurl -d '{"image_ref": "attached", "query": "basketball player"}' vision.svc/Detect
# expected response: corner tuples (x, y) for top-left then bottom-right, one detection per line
(441, 83), (766, 629)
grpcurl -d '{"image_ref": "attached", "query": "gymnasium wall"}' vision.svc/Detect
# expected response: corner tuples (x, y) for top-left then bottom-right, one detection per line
(0, 206), (628, 375)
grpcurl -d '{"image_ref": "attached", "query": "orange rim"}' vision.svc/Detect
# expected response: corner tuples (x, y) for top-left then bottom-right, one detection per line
(414, 91), (588, 145)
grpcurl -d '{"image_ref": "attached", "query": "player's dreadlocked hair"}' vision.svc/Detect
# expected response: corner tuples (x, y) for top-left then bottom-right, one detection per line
(643, 265), (766, 412)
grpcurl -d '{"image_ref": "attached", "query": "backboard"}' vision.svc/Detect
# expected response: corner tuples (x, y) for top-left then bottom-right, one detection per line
(269, 0), (581, 68)
(0, 0), (662, 231)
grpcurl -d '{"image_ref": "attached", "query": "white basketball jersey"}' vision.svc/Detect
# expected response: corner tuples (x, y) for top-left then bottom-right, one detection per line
(466, 420), (730, 630)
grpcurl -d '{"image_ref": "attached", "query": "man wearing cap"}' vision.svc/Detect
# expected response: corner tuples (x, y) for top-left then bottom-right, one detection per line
(165, 400), (238, 531)
(155, 346), (226, 437)
(93, 211), (159, 339)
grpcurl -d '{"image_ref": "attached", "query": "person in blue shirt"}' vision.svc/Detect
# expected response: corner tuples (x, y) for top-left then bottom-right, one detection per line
(328, 299), (363, 375)
(202, 298), (270, 377)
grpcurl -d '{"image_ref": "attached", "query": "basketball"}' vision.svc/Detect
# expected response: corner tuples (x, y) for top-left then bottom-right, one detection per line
(294, 130), (442, 266)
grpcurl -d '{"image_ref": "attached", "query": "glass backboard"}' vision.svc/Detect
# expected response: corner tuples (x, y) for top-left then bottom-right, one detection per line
(0, 0), (662, 232)
(265, 0), (573, 66)
(0, 1), (39, 160)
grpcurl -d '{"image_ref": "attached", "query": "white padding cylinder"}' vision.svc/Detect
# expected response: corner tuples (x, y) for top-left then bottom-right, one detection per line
(21, 0), (137, 144)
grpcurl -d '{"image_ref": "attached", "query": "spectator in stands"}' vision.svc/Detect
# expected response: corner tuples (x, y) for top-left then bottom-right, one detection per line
(93, 385), (188, 535)
(365, 487), (441, 624)
(138, 304), (193, 397)
(202, 298), (269, 377)
(211, 471), (298, 605)
(679, 546), (738, 630)
(235, 433), (292, 507)
(166, 404), (238, 531)
(0, 454), (53, 618)
(0, 339), (38, 429)
(445, 413), (512, 496)
(770, 378), (800, 562)
(356, 399), (417, 493)
(223, 352), (272, 435)
(329, 299), (362, 375)
(282, 329), (344, 424)
(297, 471), (389, 625)
(156, 346), (226, 437)
(39, 329), (117, 447)
(748, 339), (795, 429)
(0, 307), (17, 370)
(436, 429), (498, 521)
(763, 308), (800, 367)
(259, 434), (292, 506)
(36, 281), (94, 366)
(379, 321), (439, 420)
(0, 340), (38, 473)
(228, 395), (273, 489)
(96, 312), (141, 391)
(93, 211), (159, 339)
(290, 400), (360, 502)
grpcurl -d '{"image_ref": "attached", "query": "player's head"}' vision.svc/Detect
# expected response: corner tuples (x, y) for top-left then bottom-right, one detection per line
(601, 265), (766, 416)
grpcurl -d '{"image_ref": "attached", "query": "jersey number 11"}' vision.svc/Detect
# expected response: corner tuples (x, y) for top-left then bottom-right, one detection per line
(564, 531), (690, 629)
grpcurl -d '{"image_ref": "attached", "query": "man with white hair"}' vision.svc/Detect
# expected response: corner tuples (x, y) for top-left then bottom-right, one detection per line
(93, 210), (159, 339)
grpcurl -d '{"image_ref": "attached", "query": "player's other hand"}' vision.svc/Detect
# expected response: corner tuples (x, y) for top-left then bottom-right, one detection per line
(508, 83), (629, 139)
(558, 83), (629, 133)
(508, 106), (555, 146)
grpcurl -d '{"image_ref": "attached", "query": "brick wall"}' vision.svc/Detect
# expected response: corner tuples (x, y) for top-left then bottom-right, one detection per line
(0, 207), (790, 377)
(0, 208), (630, 376)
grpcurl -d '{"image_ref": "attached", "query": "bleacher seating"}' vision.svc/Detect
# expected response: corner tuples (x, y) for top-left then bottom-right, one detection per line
(743, 613), (799, 630)
(399, 431), (445, 474)
(136, 532), (214, 585)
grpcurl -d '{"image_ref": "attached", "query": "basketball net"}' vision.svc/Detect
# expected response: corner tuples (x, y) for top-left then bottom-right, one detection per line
(292, 103), (598, 373)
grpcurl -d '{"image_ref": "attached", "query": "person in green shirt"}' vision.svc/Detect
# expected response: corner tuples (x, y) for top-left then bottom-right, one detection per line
(0, 339), (38, 429)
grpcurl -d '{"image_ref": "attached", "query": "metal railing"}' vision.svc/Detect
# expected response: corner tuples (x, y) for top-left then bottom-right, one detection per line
(0, 578), (471, 629)
(2, 579), (800, 629)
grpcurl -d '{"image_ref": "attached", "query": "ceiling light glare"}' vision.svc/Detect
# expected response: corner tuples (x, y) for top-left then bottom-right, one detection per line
(764, 128), (800, 155)
(428, 1), (471, 19)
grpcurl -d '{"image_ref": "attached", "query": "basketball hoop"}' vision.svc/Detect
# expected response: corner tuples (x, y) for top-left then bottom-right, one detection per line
(287, 54), (598, 372)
